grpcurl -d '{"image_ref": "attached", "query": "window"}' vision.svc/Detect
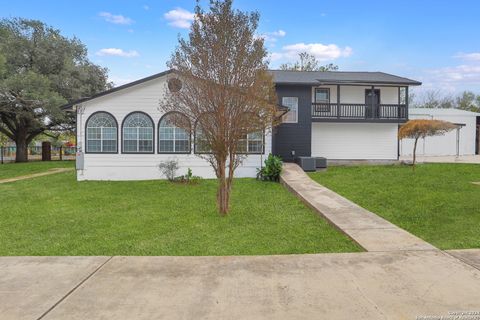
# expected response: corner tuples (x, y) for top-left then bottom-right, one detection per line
(315, 88), (330, 103)
(122, 112), (154, 153)
(194, 125), (210, 153)
(158, 113), (190, 153)
(282, 97), (298, 123)
(167, 78), (182, 93)
(314, 88), (330, 112)
(238, 131), (263, 154)
(85, 112), (117, 153)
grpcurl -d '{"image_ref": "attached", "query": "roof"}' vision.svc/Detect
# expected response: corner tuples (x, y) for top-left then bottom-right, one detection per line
(269, 70), (422, 86)
(61, 68), (421, 110)
(61, 69), (174, 110)
(409, 108), (480, 117)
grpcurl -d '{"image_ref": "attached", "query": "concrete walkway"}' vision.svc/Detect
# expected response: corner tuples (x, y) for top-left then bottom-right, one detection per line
(0, 168), (73, 184)
(1, 251), (480, 320)
(280, 163), (436, 252)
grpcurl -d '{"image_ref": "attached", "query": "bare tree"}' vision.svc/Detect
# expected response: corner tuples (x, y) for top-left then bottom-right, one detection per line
(411, 90), (457, 109)
(160, 0), (278, 215)
(279, 52), (339, 71)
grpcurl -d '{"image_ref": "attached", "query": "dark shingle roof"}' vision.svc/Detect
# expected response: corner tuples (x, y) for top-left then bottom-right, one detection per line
(269, 70), (421, 86)
(62, 69), (421, 110)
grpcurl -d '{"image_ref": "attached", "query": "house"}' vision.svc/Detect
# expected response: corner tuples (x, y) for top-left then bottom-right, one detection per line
(271, 70), (421, 161)
(399, 108), (480, 157)
(63, 70), (421, 181)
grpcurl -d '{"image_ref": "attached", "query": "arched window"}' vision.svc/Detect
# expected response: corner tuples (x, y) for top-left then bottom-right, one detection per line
(122, 112), (154, 153)
(158, 113), (190, 153)
(85, 112), (118, 153)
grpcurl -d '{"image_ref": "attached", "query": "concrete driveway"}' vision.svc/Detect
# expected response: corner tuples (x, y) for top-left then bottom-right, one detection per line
(2, 250), (480, 320)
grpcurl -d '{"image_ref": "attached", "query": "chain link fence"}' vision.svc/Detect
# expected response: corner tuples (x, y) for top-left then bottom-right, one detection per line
(0, 146), (76, 163)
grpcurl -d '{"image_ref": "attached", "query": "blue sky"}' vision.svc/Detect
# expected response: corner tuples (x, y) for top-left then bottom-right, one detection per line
(2, 0), (480, 94)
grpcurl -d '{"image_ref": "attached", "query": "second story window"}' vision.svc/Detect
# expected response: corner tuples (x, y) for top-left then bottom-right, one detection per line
(282, 97), (298, 123)
(314, 88), (330, 112)
(315, 88), (330, 103)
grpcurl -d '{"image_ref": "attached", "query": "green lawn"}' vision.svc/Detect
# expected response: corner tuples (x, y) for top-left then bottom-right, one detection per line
(0, 161), (74, 179)
(0, 162), (360, 255)
(309, 164), (480, 250)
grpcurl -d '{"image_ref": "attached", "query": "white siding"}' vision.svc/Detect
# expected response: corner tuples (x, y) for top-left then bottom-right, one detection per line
(399, 109), (479, 156)
(311, 85), (399, 104)
(76, 75), (271, 181)
(311, 123), (398, 160)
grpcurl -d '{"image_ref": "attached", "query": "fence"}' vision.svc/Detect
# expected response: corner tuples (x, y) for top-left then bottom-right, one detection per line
(0, 146), (76, 163)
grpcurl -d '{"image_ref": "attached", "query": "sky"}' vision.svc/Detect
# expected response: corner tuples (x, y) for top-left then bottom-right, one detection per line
(2, 0), (480, 95)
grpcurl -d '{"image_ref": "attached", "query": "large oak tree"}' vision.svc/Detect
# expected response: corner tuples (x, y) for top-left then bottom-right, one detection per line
(160, 0), (278, 215)
(0, 18), (111, 162)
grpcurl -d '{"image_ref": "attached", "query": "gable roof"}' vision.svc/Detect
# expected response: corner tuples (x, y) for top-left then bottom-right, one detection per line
(61, 69), (174, 110)
(269, 70), (422, 86)
(62, 68), (421, 110)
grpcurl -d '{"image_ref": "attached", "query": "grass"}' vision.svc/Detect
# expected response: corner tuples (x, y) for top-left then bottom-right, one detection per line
(0, 161), (74, 179)
(309, 164), (480, 250)
(0, 162), (360, 255)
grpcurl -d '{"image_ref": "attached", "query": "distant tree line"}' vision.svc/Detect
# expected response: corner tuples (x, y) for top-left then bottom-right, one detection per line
(410, 90), (480, 113)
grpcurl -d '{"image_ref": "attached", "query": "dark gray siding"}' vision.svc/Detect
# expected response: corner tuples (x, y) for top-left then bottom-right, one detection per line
(273, 85), (312, 162)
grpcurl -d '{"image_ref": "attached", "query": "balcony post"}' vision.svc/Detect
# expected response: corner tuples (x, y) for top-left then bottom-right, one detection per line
(370, 85), (375, 119)
(337, 84), (340, 119)
(406, 86), (409, 119)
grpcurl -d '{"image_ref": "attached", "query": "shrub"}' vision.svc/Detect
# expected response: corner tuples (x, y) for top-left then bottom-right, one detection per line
(174, 167), (202, 184)
(158, 159), (179, 181)
(257, 154), (282, 182)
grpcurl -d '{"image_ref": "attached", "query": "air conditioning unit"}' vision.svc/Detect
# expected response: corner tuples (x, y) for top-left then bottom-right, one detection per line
(315, 157), (327, 169)
(295, 157), (316, 171)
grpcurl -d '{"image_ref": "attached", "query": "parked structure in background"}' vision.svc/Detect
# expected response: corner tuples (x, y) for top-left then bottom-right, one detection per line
(400, 108), (480, 157)
(64, 69), (422, 180)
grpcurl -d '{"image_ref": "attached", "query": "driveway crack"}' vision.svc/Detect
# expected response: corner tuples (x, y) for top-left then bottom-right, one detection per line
(36, 256), (114, 320)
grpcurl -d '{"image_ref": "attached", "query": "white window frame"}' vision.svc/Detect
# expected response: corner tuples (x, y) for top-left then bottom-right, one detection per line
(282, 97), (298, 123)
(85, 112), (117, 153)
(158, 114), (191, 154)
(122, 112), (154, 154)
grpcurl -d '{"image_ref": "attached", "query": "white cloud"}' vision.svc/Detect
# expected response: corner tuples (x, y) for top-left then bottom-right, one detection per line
(271, 42), (353, 62)
(257, 29), (286, 44)
(164, 8), (195, 29)
(415, 63), (480, 93)
(96, 48), (139, 58)
(99, 12), (134, 25)
(454, 52), (480, 61)
(143, 5), (150, 11)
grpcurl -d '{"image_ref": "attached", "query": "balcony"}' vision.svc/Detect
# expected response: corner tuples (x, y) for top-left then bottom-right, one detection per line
(311, 103), (407, 122)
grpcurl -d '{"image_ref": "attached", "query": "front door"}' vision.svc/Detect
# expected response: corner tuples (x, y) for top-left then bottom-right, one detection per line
(365, 89), (380, 118)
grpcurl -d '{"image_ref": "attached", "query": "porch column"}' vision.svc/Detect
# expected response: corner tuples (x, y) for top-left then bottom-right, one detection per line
(370, 85), (375, 119)
(337, 84), (341, 119)
(405, 86), (409, 119)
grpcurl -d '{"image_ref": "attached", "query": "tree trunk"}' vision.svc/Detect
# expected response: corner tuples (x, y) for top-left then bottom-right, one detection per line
(412, 137), (419, 171)
(15, 137), (28, 163)
(216, 158), (230, 215)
